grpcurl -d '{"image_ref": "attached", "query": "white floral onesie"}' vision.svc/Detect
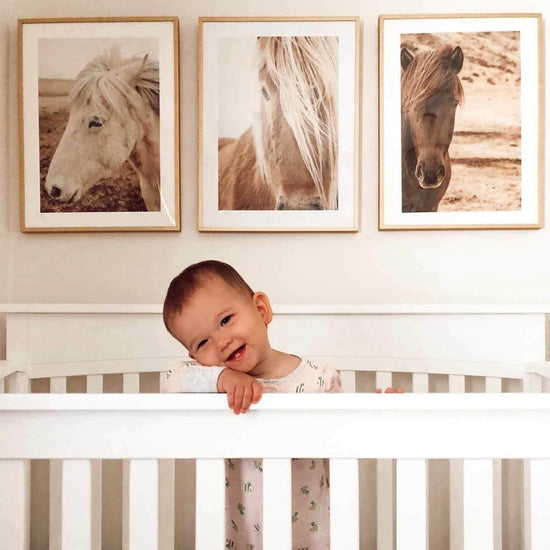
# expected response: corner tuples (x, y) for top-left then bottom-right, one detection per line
(162, 358), (342, 550)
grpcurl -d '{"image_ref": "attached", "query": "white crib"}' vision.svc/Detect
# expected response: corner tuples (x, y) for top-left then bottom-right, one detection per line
(1, 304), (550, 549)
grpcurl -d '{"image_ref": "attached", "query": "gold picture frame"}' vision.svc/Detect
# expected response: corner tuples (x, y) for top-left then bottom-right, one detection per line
(19, 17), (180, 232)
(379, 13), (544, 230)
(198, 16), (361, 232)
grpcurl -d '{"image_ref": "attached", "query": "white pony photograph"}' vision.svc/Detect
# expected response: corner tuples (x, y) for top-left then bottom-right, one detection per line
(199, 18), (359, 231)
(19, 18), (180, 232)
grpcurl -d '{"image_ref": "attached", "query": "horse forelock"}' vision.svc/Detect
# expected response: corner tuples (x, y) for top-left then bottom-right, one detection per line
(255, 36), (339, 208)
(401, 45), (464, 118)
(70, 49), (160, 117)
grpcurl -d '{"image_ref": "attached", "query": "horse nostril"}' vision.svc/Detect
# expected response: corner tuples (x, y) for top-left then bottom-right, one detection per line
(424, 172), (438, 184)
(50, 186), (62, 199)
(438, 165), (445, 178)
(309, 197), (323, 210)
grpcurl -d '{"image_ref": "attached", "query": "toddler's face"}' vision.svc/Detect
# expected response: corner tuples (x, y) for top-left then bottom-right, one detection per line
(170, 276), (272, 376)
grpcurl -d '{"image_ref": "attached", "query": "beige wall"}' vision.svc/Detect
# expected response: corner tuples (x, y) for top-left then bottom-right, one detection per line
(1, 0), (549, 321)
(1, 14), (9, 359)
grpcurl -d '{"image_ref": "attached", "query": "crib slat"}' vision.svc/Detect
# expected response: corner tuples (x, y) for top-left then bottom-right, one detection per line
(123, 373), (140, 393)
(158, 459), (175, 550)
(522, 365), (541, 550)
(530, 459), (550, 550)
(264, 458), (292, 550)
(127, 459), (158, 550)
(86, 375), (103, 550)
(61, 460), (91, 549)
(525, 373), (543, 393)
(50, 376), (67, 394)
(412, 373), (429, 393)
(0, 459), (29, 550)
(486, 377), (503, 550)
(122, 372), (140, 550)
(339, 370), (356, 392)
(86, 375), (103, 394)
(464, 459), (493, 550)
(449, 375), (465, 550)
(6, 371), (30, 393)
(156, 364), (176, 550)
(396, 459), (427, 550)
(50, 377), (66, 550)
(196, 459), (224, 550)
(330, 458), (359, 549)
(524, 460), (532, 550)
(376, 371), (394, 550)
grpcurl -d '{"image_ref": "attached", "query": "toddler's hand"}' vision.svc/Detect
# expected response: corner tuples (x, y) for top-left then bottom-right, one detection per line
(217, 369), (263, 414)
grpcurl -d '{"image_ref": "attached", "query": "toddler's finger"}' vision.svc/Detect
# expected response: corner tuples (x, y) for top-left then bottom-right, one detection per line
(252, 382), (263, 403)
(227, 388), (235, 410)
(233, 386), (244, 415)
(240, 385), (253, 413)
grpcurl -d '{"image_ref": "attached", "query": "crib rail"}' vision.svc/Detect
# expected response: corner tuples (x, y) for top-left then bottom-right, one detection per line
(0, 355), (528, 397)
(1, 393), (550, 550)
(0, 355), (526, 380)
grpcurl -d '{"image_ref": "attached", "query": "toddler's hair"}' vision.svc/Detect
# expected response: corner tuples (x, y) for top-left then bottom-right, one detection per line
(163, 260), (254, 334)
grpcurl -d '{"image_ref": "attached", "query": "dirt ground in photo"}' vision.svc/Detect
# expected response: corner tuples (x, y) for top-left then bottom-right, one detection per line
(401, 31), (522, 212)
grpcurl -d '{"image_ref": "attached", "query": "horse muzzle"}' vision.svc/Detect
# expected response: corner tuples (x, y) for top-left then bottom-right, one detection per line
(275, 196), (325, 210)
(45, 176), (82, 203)
(415, 162), (446, 189)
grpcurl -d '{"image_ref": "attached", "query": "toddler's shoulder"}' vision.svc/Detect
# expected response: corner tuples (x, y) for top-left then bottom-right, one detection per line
(161, 360), (198, 393)
(303, 360), (342, 393)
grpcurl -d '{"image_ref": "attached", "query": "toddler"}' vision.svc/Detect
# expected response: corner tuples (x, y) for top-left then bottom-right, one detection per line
(162, 260), (342, 550)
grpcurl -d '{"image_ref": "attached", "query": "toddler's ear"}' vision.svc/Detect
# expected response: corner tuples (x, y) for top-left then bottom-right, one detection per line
(253, 292), (273, 325)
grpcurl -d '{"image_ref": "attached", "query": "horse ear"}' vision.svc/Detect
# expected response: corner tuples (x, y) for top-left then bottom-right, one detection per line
(116, 55), (148, 88)
(401, 48), (414, 70)
(451, 46), (464, 73)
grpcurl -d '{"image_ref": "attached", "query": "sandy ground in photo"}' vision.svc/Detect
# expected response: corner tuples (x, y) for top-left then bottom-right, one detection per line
(401, 31), (522, 211)
(38, 79), (146, 213)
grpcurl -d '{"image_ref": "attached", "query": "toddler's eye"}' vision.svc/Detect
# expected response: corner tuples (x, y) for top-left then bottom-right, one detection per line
(220, 315), (232, 326)
(196, 339), (208, 350)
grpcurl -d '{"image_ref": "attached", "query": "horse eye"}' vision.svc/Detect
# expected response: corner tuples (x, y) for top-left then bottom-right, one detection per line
(88, 116), (104, 129)
(261, 87), (270, 101)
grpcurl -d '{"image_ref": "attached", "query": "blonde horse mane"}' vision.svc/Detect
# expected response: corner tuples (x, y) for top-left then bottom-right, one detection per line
(401, 45), (464, 120)
(254, 36), (338, 209)
(71, 48), (160, 116)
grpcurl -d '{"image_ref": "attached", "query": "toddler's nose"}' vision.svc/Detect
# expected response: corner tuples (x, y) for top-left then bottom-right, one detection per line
(218, 334), (232, 351)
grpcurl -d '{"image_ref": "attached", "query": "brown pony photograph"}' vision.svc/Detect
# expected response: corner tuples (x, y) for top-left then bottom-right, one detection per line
(400, 31), (522, 213)
(217, 36), (339, 211)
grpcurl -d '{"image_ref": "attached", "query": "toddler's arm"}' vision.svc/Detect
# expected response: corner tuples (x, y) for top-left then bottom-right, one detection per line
(162, 361), (224, 393)
(161, 361), (262, 414)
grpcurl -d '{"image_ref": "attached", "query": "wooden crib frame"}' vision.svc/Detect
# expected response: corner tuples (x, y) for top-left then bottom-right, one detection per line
(1, 304), (550, 549)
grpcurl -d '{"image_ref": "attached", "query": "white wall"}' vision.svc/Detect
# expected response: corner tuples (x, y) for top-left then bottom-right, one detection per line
(1, 0), (549, 317)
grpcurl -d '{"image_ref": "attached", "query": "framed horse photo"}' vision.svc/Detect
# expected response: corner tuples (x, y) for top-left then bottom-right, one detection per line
(379, 14), (544, 230)
(18, 17), (180, 232)
(198, 17), (360, 232)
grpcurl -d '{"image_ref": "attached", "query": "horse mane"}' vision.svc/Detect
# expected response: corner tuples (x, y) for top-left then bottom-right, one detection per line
(254, 36), (338, 209)
(70, 48), (160, 116)
(401, 45), (464, 118)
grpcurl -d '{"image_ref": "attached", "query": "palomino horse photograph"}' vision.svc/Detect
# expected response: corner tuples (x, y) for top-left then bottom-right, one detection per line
(400, 32), (522, 213)
(38, 39), (161, 212)
(217, 36), (338, 211)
